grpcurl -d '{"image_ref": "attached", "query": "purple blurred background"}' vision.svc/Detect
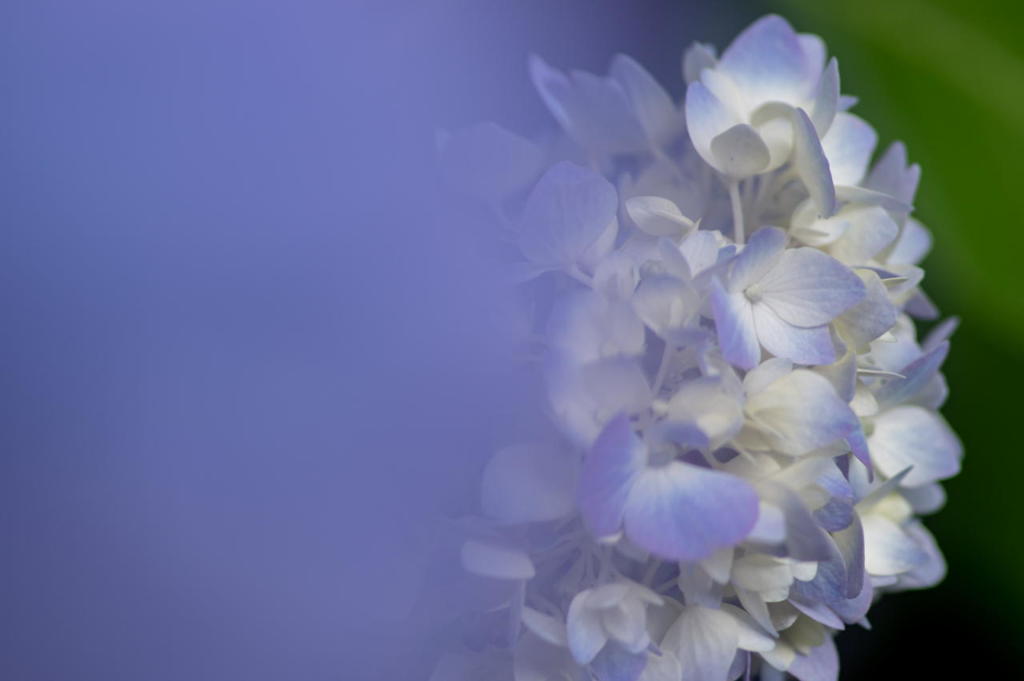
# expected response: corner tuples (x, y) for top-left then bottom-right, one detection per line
(0, 1), (780, 678)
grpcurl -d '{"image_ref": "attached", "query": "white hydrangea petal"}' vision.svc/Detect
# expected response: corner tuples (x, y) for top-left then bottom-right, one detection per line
(861, 514), (929, 576)
(633, 275), (699, 341)
(821, 112), (877, 187)
(791, 107), (837, 217)
(624, 461), (759, 561)
(747, 370), (858, 456)
(625, 195), (696, 238)
(868, 406), (962, 487)
(887, 217), (933, 266)
(481, 443), (578, 525)
(710, 123), (772, 178)
(864, 141), (920, 205)
(896, 522), (947, 589)
(718, 15), (816, 106)
(809, 57), (839, 135)
(567, 591), (610, 664)
(522, 607), (569, 647)
(757, 247), (865, 327)
(752, 303), (836, 366)
(829, 205), (899, 265)
(519, 162), (619, 269)
(685, 80), (741, 168)
(663, 606), (740, 681)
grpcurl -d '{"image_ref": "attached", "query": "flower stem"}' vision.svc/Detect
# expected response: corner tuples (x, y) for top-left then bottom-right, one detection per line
(729, 178), (745, 245)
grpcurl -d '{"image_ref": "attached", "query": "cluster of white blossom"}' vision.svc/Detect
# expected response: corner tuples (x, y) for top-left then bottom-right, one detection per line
(431, 15), (960, 681)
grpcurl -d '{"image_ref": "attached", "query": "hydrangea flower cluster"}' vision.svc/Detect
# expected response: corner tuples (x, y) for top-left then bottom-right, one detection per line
(432, 15), (961, 681)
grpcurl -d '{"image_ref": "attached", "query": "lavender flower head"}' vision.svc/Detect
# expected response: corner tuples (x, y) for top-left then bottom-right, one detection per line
(432, 15), (960, 681)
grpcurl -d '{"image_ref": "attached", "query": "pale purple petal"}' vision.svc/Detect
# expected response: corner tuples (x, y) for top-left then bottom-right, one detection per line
(752, 304), (836, 366)
(896, 522), (947, 589)
(579, 414), (647, 538)
(623, 462), (759, 561)
(830, 206), (899, 266)
(711, 278), (761, 370)
(864, 141), (920, 205)
(590, 644), (648, 681)
(757, 482), (833, 561)
(868, 406), (962, 487)
(757, 248), (866, 327)
(875, 341), (949, 409)
(835, 270), (898, 349)
(729, 226), (788, 291)
(461, 540), (535, 580)
(718, 15), (816, 105)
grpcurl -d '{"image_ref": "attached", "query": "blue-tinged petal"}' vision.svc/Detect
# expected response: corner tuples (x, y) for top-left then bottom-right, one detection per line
(461, 539), (535, 580)
(547, 289), (646, 366)
(685, 81), (741, 169)
(710, 124), (771, 178)
(834, 270), (898, 351)
(798, 33), (827, 75)
(623, 462), (758, 561)
(590, 644), (648, 681)
(579, 414), (647, 538)
(756, 248), (865, 327)
(611, 54), (680, 148)
(864, 141), (920, 205)
(757, 482), (833, 561)
(788, 637), (838, 681)
(436, 122), (544, 201)
(711, 278), (761, 370)
(522, 607), (569, 647)
(788, 598), (843, 630)
(481, 443), (578, 525)
(683, 42), (718, 84)
(568, 591), (610, 664)
(663, 606), (740, 681)
(519, 162), (619, 269)
(791, 107), (837, 217)
(896, 522), (946, 589)
(821, 112), (877, 187)
(752, 304), (836, 366)
(874, 341), (949, 410)
(903, 482), (946, 515)
(868, 406), (962, 487)
(809, 58), (839, 135)
(680, 230), (725, 277)
(829, 572), (873, 624)
(833, 516), (866, 598)
(862, 514), (929, 576)
(730, 226), (788, 291)
(529, 55), (647, 155)
(718, 15), (816, 105)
